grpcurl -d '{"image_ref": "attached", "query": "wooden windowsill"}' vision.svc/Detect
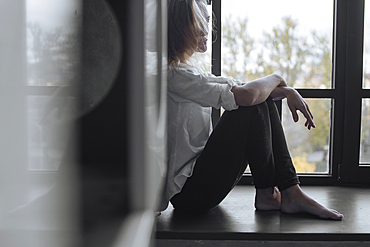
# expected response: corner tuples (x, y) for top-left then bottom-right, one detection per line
(156, 185), (370, 242)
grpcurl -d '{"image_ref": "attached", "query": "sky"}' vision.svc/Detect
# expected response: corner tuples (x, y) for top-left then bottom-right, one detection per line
(221, 0), (334, 40)
(26, 0), (81, 30)
(26, 0), (333, 32)
(26, 0), (369, 74)
(26, 0), (366, 39)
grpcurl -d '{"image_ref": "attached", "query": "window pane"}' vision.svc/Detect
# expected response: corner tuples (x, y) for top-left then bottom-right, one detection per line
(282, 99), (331, 173)
(221, 0), (333, 89)
(26, 0), (81, 86)
(27, 95), (77, 171)
(364, 1), (370, 88)
(27, 96), (56, 170)
(193, 4), (213, 72)
(360, 99), (370, 164)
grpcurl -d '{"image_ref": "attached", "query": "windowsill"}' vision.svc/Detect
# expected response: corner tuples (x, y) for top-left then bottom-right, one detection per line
(156, 185), (370, 242)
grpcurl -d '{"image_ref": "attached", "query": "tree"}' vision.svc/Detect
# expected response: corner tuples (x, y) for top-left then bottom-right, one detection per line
(222, 16), (255, 81)
(261, 17), (312, 86)
(304, 31), (332, 88)
(292, 153), (316, 173)
(27, 21), (80, 86)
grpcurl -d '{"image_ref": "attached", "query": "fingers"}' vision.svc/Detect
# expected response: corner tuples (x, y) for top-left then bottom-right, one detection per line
(292, 109), (314, 130)
(304, 119), (314, 130)
(286, 89), (316, 130)
(304, 101), (314, 121)
(300, 102), (316, 129)
(290, 108), (299, 122)
(288, 99), (315, 130)
(301, 112), (314, 127)
(305, 120), (313, 130)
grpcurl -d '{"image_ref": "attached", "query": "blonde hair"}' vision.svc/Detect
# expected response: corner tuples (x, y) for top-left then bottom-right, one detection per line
(167, 0), (209, 68)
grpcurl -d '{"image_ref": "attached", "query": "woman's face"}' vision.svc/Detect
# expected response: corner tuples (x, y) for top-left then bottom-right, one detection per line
(196, 4), (210, 53)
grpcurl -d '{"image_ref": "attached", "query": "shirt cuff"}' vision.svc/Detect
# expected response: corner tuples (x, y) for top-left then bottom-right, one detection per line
(219, 78), (239, 111)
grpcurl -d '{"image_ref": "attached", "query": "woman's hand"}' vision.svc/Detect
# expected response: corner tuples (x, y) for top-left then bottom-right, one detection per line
(285, 88), (316, 130)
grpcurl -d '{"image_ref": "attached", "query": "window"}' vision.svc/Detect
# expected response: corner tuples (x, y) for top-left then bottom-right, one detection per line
(361, 99), (370, 164)
(211, 0), (370, 184)
(26, 0), (82, 171)
(360, 2), (370, 164)
(26, 0), (120, 171)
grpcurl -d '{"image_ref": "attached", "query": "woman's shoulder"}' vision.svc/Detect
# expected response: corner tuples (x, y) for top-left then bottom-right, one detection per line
(168, 63), (211, 80)
(168, 63), (200, 73)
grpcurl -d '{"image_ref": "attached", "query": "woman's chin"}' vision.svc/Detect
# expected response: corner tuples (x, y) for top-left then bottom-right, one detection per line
(197, 47), (207, 53)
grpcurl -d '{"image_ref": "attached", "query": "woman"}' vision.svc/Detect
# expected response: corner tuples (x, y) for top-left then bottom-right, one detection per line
(162, 0), (342, 220)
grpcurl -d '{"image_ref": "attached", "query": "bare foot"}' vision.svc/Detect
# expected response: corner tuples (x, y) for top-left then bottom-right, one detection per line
(280, 185), (343, 220)
(255, 187), (281, 211)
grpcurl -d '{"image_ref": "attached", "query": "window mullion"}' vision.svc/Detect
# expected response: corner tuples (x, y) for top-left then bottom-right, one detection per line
(211, 0), (222, 127)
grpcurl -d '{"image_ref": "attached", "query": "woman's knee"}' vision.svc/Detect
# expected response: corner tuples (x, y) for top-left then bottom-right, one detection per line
(218, 101), (270, 129)
(234, 101), (268, 115)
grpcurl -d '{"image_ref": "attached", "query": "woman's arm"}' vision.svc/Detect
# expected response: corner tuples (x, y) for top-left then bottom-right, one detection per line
(231, 74), (287, 106)
(231, 74), (316, 130)
(270, 85), (289, 100)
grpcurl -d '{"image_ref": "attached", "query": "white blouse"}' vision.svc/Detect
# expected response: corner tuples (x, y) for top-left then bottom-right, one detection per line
(159, 63), (242, 211)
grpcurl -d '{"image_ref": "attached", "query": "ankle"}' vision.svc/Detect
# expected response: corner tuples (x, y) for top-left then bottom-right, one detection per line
(256, 187), (275, 196)
(255, 187), (281, 211)
(281, 185), (301, 197)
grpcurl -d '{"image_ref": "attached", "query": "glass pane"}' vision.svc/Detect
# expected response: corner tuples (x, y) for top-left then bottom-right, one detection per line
(27, 96), (49, 170)
(27, 95), (78, 171)
(282, 99), (331, 173)
(26, 0), (81, 86)
(221, 0), (333, 89)
(360, 99), (370, 164)
(364, 1), (370, 88)
(192, 4), (213, 72)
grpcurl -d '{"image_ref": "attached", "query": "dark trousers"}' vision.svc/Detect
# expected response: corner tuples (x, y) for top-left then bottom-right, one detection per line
(170, 98), (299, 213)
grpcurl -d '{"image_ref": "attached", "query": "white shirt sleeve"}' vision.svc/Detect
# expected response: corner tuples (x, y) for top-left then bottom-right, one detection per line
(167, 65), (242, 111)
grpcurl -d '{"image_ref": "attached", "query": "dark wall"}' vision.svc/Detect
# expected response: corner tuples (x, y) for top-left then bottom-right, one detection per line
(77, 0), (128, 242)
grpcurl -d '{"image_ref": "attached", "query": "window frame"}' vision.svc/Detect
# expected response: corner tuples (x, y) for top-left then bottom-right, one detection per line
(336, 0), (370, 183)
(210, 0), (370, 185)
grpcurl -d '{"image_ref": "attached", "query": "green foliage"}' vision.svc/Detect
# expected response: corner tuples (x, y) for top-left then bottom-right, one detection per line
(222, 16), (254, 81)
(292, 153), (316, 173)
(308, 99), (331, 150)
(303, 31), (332, 88)
(261, 17), (311, 85)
